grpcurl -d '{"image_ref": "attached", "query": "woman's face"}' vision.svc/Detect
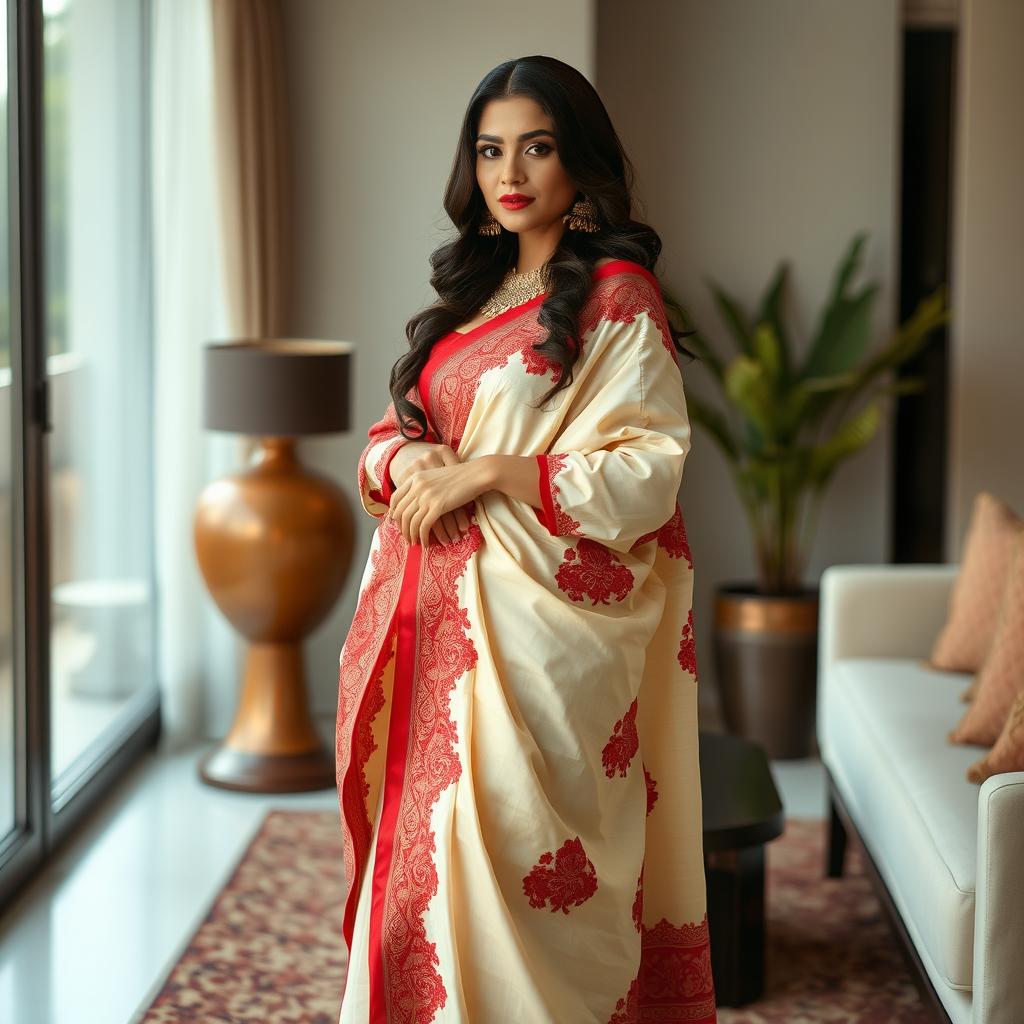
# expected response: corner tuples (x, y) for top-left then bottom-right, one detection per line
(475, 96), (578, 241)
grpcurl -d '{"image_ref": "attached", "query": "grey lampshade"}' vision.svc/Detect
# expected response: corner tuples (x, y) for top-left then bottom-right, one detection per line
(203, 339), (353, 435)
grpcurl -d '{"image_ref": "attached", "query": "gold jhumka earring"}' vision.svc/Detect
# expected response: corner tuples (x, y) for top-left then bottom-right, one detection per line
(478, 209), (502, 236)
(562, 195), (600, 233)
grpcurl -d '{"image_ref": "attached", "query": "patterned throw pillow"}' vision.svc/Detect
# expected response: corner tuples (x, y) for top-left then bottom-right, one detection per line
(948, 532), (1024, 748)
(968, 690), (1024, 783)
(929, 491), (1024, 672)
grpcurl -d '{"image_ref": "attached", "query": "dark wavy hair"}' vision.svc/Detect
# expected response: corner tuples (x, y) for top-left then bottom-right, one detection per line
(389, 54), (697, 441)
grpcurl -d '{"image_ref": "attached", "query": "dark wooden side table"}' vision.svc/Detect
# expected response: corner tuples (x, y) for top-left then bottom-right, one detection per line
(699, 729), (785, 1007)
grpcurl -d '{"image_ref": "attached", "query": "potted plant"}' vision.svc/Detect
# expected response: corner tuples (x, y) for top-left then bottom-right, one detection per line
(662, 232), (950, 758)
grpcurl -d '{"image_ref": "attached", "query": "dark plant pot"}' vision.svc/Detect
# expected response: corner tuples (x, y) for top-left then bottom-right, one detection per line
(712, 582), (820, 760)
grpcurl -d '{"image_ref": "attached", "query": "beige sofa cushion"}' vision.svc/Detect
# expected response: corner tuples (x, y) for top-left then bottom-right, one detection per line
(968, 691), (1024, 783)
(949, 534), (1024, 748)
(929, 492), (1023, 673)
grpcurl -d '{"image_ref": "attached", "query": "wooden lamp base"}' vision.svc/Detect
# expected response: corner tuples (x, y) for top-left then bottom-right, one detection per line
(194, 436), (354, 793)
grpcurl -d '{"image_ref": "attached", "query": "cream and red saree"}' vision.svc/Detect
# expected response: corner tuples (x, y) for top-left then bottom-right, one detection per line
(336, 259), (717, 1023)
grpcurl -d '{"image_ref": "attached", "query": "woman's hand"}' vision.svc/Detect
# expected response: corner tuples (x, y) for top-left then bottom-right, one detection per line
(388, 441), (439, 491)
(387, 442), (478, 546)
(387, 444), (493, 547)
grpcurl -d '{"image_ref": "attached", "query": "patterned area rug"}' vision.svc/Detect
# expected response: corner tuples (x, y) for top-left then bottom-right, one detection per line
(131, 811), (933, 1023)
(718, 819), (931, 1024)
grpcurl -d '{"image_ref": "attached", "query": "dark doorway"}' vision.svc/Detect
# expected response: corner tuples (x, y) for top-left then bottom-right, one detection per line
(891, 27), (955, 564)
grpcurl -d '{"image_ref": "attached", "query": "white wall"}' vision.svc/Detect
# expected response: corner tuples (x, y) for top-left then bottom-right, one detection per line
(948, 0), (1024, 549)
(281, 0), (595, 716)
(596, 0), (902, 723)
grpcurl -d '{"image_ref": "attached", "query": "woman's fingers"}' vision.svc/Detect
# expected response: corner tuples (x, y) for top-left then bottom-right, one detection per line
(448, 509), (471, 536)
(411, 509), (468, 544)
(387, 458), (471, 545)
(432, 513), (457, 545)
(419, 508), (435, 550)
(399, 495), (419, 542)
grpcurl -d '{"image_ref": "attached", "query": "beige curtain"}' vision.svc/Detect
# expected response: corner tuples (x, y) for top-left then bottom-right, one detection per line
(209, 0), (291, 341)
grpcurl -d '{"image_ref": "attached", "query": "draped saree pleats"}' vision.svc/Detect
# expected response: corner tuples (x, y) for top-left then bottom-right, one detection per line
(336, 259), (717, 1023)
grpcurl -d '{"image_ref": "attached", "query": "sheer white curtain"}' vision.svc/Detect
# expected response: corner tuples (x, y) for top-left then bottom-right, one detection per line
(151, 0), (242, 751)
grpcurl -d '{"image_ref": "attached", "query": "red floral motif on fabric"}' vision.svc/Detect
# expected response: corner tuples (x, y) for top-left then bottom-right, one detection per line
(522, 836), (599, 914)
(608, 976), (639, 1024)
(642, 915), (717, 1021)
(380, 523), (483, 1023)
(658, 502), (693, 568)
(632, 864), (645, 932)
(357, 399), (405, 515)
(602, 697), (640, 777)
(354, 640), (392, 803)
(520, 333), (572, 383)
(375, 436), (410, 503)
(577, 268), (678, 364)
(425, 266), (674, 453)
(644, 764), (659, 816)
(542, 453), (584, 536)
(607, 913), (717, 1023)
(677, 608), (698, 678)
(629, 503), (692, 565)
(555, 538), (635, 605)
(336, 521), (407, 950)
(426, 318), (554, 449)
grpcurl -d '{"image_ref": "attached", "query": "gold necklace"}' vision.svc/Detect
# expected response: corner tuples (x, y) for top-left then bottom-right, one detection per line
(478, 262), (551, 319)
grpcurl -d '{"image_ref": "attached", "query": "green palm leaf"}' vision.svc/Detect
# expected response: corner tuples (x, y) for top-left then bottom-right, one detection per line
(706, 276), (755, 356)
(757, 261), (793, 384)
(808, 401), (881, 490)
(684, 392), (739, 463)
(669, 232), (949, 592)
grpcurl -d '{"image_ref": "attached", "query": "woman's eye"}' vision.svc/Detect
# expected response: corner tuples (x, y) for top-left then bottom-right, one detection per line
(477, 143), (552, 158)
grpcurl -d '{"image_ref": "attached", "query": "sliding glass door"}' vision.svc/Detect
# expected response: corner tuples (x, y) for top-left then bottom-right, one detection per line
(0, 0), (158, 917)
(44, 0), (157, 811)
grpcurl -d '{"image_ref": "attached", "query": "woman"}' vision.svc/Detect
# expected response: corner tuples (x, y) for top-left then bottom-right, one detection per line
(337, 55), (717, 1024)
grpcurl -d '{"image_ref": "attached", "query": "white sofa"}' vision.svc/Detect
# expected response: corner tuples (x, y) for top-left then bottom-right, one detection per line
(818, 564), (1024, 1024)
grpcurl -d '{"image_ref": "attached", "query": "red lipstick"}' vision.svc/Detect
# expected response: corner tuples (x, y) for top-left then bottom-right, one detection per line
(499, 194), (534, 210)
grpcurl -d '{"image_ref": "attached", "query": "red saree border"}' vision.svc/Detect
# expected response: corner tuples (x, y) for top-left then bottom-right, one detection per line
(607, 913), (717, 1023)
(367, 541), (423, 1023)
(376, 437), (408, 504)
(639, 913), (717, 1023)
(417, 291), (549, 430)
(340, 612), (397, 952)
(364, 523), (483, 1024)
(534, 452), (584, 537)
(591, 258), (661, 292)
(417, 257), (658, 413)
(535, 453), (559, 534)
(336, 523), (407, 958)
(446, 290), (548, 344)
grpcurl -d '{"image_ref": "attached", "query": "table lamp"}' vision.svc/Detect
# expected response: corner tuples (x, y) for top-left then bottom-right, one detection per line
(195, 339), (354, 792)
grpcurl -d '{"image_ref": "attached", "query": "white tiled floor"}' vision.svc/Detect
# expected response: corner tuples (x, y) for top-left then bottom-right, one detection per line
(0, 717), (826, 1024)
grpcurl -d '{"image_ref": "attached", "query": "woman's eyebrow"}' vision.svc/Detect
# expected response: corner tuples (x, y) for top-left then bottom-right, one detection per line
(475, 129), (557, 143)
